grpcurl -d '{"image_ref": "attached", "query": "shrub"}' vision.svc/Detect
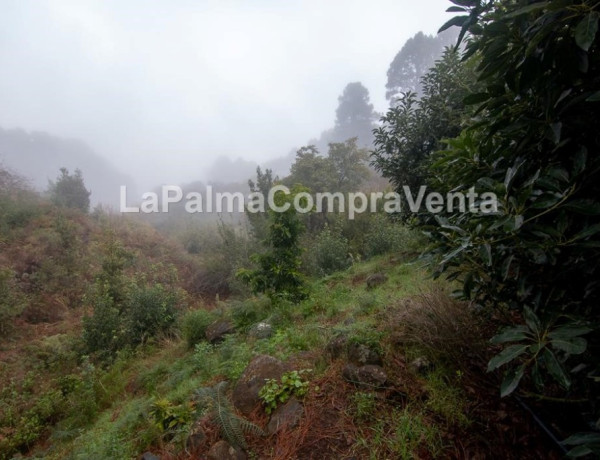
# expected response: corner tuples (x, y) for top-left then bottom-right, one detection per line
(125, 284), (180, 346)
(364, 214), (418, 258)
(229, 296), (271, 331)
(304, 225), (351, 276)
(259, 369), (311, 414)
(47, 167), (91, 213)
(0, 268), (25, 336)
(82, 288), (125, 360)
(237, 186), (308, 302)
(180, 308), (217, 348)
(383, 288), (486, 368)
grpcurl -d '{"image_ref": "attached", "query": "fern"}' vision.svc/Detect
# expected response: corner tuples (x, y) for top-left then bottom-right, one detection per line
(196, 381), (265, 449)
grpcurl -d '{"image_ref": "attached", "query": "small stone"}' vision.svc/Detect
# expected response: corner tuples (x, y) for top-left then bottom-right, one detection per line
(205, 320), (235, 343)
(409, 357), (432, 374)
(326, 335), (348, 359)
(249, 322), (273, 339)
(140, 453), (160, 460)
(207, 440), (246, 460)
(347, 342), (382, 366)
(186, 426), (207, 450)
(343, 364), (387, 388)
(366, 273), (388, 289)
(267, 397), (304, 434)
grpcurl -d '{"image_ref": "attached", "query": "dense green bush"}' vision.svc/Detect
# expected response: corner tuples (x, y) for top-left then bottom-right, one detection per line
(0, 268), (25, 336)
(238, 186), (308, 302)
(303, 225), (351, 276)
(47, 167), (91, 213)
(229, 296), (272, 331)
(125, 284), (179, 346)
(180, 308), (217, 348)
(424, 0), (600, 401)
(364, 214), (421, 258)
(82, 288), (126, 360)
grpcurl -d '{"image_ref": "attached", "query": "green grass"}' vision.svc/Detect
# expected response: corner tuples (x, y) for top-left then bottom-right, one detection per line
(15, 254), (472, 460)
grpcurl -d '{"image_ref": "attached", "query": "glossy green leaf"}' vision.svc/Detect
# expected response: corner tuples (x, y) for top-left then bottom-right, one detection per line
(543, 348), (571, 388)
(487, 344), (529, 372)
(490, 325), (531, 344)
(575, 13), (599, 52)
(564, 199), (600, 215)
(504, 1), (550, 19)
(550, 336), (587, 355)
(438, 15), (470, 34)
(500, 365), (525, 397)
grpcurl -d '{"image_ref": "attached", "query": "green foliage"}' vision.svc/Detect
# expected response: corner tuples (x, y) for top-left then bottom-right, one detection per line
(364, 214), (420, 258)
(423, 370), (470, 427)
(193, 336), (254, 382)
(354, 407), (442, 460)
(125, 283), (179, 346)
(82, 288), (125, 361)
(563, 432), (600, 458)
(180, 308), (217, 348)
(229, 295), (272, 331)
(247, 166), (276, 241)
(332, 82), (378, 146)
(47, 167), (91, 213)
(421, 0), (600, 403)
(237, 186), (308, 302)
(303, 224), (351, 276)
(488, 308), (592, 397)
(385, 30), (457, 100)
(372, 48), (478, 217)
(0, 268), (25, 336)
(259, 369), (311, 415)
(350, 391), (378, 421)
(0, 166), (40, 234)
(83, 240), (181, 359)
(286, 139), (370, 193)
(149, 398), (194, 433)
(196, 381), (265, 449)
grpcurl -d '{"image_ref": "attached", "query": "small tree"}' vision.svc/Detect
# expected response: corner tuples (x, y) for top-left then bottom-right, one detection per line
(48, 167), (91, 213)
(238, 186), (308, 302)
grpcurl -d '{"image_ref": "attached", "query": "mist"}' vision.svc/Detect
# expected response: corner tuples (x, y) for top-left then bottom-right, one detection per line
(0, 0), (451, 198)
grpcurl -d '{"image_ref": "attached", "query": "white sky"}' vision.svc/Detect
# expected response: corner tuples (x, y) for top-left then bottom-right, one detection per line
(0, 0), (453, 189)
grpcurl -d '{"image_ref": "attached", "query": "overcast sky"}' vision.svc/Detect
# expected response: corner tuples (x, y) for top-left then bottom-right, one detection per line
(0, 0), (452, 189)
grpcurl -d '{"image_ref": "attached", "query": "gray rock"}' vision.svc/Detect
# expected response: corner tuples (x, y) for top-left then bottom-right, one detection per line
(249, 322), (273, 339)
(186, 425), (207, 450)
(205, 320), (235, 343)
(343, 364), (387, 388)
(347, 342), (382, 366)
(409, 356), (432, 374)
(140, 453), (160, 460)
(233, 355), (286, 415)
(207, 440), (246, 460)
(366, 273), (388, 289)
(326, 335), (348, 359)
(267, 397), (303, 434)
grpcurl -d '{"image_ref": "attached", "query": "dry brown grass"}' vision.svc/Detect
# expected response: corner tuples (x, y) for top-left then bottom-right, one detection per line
(382, 287), (488, 371)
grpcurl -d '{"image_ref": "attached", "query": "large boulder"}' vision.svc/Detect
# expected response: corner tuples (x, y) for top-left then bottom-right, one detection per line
(205, 320), (235, 343)
(233, 355), (286, 415)
(267, 397), (303, 434)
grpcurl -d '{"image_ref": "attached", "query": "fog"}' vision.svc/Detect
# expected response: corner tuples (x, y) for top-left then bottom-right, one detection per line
(0, 0), (451, 196)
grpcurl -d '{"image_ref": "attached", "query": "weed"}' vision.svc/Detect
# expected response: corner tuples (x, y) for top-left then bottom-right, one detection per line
(351, 392), (377, 421)
(180, 307), (217, 348)
(259, 369), (311, 414)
